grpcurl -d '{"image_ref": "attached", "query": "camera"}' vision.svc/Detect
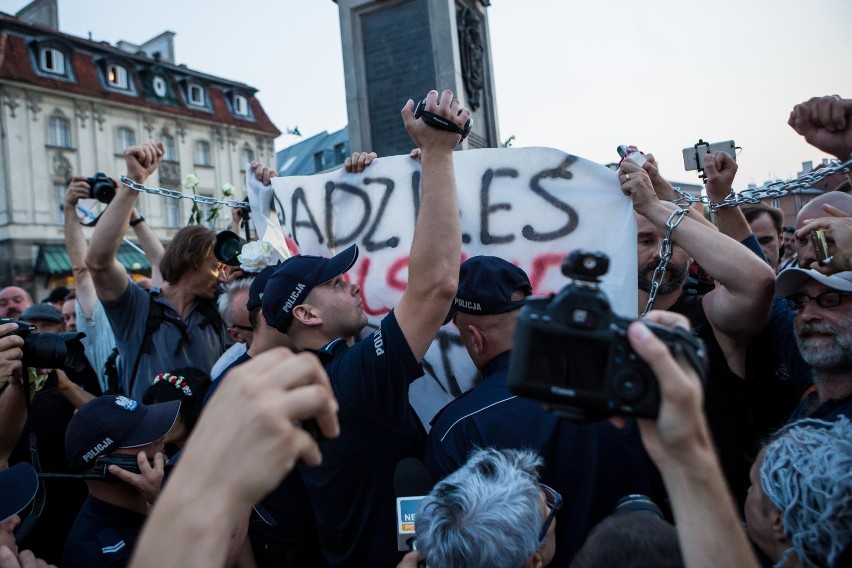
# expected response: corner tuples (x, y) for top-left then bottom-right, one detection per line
(682, 140), (736, 172)
(86, 172), (117, 204)
(413, 98), (472, 141)
(507, 251), (707, 420)
(0, 319), (88, 372)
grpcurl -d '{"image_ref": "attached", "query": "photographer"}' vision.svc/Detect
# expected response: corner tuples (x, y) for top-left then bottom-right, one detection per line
(63, 176), (165, 393)
(619, 156), (775, 504)
(85, 141), (226, 399)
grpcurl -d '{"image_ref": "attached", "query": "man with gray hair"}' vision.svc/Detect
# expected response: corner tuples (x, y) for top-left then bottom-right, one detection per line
(745, 416), (852, 568)
(408, 447), (557, 568)
(210, 276), (254, 380)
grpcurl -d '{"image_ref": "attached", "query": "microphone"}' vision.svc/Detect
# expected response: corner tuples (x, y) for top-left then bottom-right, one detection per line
(394, 457), (431, 552)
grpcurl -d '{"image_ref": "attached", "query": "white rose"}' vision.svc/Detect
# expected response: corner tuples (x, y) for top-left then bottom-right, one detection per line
(238, 240), (283, 273)
(182, 173), (199, 190)
(221, 183), (234, 197)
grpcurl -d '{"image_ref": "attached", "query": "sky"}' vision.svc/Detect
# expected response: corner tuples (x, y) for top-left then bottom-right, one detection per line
(3, 0), (852, 188)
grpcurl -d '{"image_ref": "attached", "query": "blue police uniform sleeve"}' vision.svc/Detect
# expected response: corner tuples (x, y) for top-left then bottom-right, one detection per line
(424, 418), (470, 483)
(330, 310), (423, 427)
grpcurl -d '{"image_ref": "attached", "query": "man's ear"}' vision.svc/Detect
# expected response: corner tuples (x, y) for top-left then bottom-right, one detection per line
(769, 505), (789, 545)
(523, 549), (544, 568)
(466, 324), (485, 356)
(292, 304), (322, 327)
(226, 327), (242, 343)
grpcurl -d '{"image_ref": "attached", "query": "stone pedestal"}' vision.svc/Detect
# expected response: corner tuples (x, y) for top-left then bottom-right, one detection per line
(335, 0), (499, 157)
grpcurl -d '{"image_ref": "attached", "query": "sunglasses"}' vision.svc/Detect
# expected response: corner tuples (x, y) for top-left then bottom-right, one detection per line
(539, 483), (562, 542)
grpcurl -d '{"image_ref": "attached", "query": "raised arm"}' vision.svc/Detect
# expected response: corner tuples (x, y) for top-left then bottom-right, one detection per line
(703, 152), (752, 243)
(628, 311), (760, 568)
(641, 152), (715, 230)
(129, 208), (165, 288)
(394, 90), (469, 361)
(63, 178), (97, 317)
(788, 95), (852, 161)
(85, 141), (164, 303)
(621, 160), (774, 340)
(0, 323), (25, 470)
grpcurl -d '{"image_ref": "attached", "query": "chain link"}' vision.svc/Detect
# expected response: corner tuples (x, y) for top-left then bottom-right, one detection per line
(641, 208), (689, 318)
(669, 156), (852, 212)
(119, 176), (250, 209)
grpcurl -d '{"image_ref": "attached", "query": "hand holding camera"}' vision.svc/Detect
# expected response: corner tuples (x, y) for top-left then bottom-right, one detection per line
(0, 321), (24, 385)
(796, 203), (852, 273)
(402, 90), (472, 151)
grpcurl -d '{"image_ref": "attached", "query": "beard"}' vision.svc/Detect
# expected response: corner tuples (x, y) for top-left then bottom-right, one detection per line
(796, 314), (852, 371)
(637, 258), (689, 295)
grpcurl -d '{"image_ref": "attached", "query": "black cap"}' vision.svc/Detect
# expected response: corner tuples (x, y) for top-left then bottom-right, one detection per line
(246, 264), (279, 312)
(444, 256), (532, 324)
(0, 462), (38, 520)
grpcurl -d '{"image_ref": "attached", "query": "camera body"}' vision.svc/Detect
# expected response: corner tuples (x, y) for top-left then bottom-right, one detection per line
(413, 98), (472, 141)
(86, 172), (117, 204)
(0, 318), (88, 372)
(507, 251), (706, 420)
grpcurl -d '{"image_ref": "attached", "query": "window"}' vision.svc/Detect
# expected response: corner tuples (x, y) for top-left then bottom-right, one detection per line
(233, 94), (248, 116)
(187, 83), (205, 106)
(241, 145), (254, 170)
(162, 134), (177, 161)
(48, 116), (72, 147)
(153, 76), (167, 97)
(334, 143), (347, 165)
(107, 64), (128, 89)
(164, 196), (181, 227)
(195, 140), (211, 166)
(314, 151), (325, 172)
(116, 127), (135, 152)
(40, 47), (65, 74)
(54, 183), (66, 224)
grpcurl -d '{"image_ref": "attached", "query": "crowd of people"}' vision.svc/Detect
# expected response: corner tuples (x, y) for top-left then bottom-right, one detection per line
(0, 91), (850, 568)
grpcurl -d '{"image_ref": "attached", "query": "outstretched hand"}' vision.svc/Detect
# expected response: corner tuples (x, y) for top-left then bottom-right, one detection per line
(401, 90), (471, 154)
(788, 95), (852, 160)
(124, 141), (165, 183)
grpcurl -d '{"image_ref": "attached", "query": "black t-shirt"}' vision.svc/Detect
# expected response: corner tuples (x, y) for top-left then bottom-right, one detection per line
(62, 496), (146, 568)
(300, 311), (426, 568)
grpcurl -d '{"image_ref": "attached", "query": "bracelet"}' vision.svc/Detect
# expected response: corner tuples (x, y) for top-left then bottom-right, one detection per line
(130, 215), (145, 227)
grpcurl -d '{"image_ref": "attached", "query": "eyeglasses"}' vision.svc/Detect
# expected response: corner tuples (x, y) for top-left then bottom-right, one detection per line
(786, 291), (852, 310)
(538, 483), (562, 542)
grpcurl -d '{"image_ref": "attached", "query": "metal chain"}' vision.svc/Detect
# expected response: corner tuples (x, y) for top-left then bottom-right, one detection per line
(641, 208), (689, 318)
(119, 176), (250, 209)
(669, 156), (852, 212)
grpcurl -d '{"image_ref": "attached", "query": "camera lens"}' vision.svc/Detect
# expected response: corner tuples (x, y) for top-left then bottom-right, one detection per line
(611, 370), (646, 403)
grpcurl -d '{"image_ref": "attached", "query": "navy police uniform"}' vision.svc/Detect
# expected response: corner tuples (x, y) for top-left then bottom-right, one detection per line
(300, 311), (426, 568)
(61, 496), (145, 568)
(425, 350), (661, 565)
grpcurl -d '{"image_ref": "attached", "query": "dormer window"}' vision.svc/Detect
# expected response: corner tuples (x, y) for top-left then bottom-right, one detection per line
(108, 64), (128, 89)
(187, 83), (205, 106)
(153, 76), (168, 97)
(39, 47), (65, 75)
(233, 95), (248, 116)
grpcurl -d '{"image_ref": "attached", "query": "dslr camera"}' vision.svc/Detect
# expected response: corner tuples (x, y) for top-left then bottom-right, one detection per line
(507, 251), (706, 420)
(0, 319), (88, 372)
(86, 172), (117, 204)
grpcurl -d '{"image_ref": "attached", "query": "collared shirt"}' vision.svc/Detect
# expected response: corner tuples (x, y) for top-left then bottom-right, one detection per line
(789, 391), (852, 423)
(76, 299), (117, 393)
(62, 495), (146, 568)
(102, 283), (224, 399)
(299, 311), (426, 568)
(424, 350), (660, 564)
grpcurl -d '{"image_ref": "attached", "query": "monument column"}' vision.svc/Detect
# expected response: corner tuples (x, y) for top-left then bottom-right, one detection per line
(335, 0), (499, 157)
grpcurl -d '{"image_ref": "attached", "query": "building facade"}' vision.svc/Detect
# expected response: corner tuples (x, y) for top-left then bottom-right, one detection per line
(0, 0), (280, 295)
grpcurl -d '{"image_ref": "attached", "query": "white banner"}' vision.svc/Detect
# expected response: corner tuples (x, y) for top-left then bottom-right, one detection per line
(247, 147), (637, 427)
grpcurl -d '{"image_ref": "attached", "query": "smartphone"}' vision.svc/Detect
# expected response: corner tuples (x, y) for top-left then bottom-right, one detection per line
(682, 140), (736, 171)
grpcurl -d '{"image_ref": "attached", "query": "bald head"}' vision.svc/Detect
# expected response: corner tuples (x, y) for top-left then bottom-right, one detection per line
(796, 193), (852, 268)
(0, 286), (33, 319)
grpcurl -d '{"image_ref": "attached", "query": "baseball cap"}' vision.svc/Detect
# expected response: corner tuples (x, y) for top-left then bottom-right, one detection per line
(65, 395), (180, 472)
(246, 264), (279, 312)
(262, 244), (359, 333)
(0, 462), (38, 521)
(20, 303), (63, 323)
(444, 256), (532, 324)
(775, 269), (852, 298)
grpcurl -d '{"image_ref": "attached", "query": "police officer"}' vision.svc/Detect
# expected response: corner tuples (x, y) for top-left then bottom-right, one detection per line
(424, 256), (662, 564)
(61, 395), (178, 568)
